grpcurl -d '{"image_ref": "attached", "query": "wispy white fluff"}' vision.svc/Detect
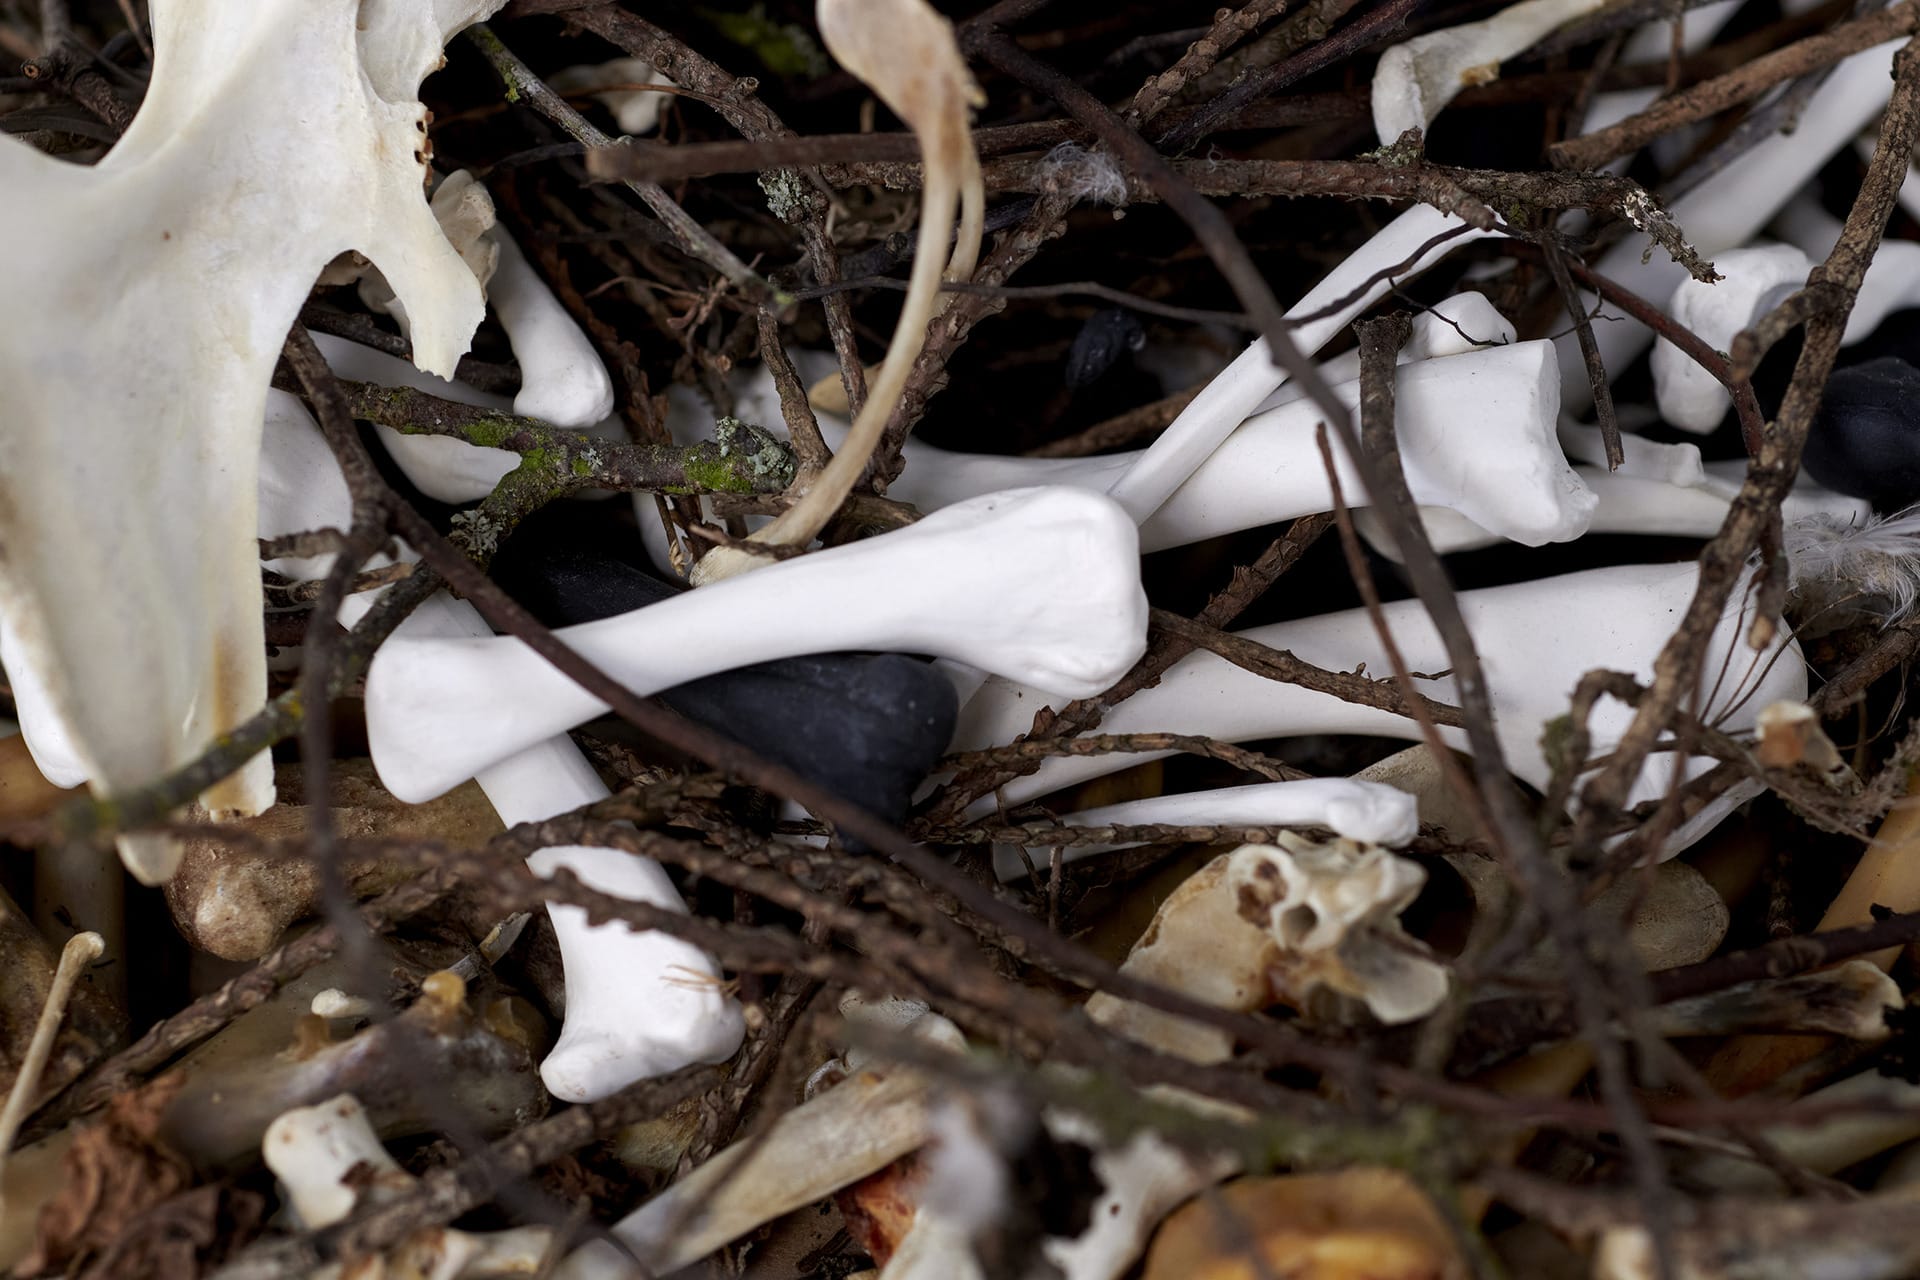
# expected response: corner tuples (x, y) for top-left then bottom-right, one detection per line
(1036, 143), (1129, 205)
(1784, 505), (1920, 626)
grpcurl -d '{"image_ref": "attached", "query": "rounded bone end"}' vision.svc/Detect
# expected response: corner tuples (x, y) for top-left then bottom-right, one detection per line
(539, 1003), (746, 1104)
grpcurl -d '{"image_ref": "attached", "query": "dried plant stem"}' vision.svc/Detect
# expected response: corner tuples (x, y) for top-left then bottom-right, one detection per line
(0, 931), (101, 1183)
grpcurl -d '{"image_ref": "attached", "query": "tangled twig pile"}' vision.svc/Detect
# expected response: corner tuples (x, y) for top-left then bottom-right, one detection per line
(5, 0), (1920, 1277)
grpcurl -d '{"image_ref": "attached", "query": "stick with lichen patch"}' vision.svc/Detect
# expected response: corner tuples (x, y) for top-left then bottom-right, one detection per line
(689, 0), (985, 585)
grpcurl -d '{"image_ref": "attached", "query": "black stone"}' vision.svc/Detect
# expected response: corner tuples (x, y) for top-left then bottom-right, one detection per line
(489, 547), (957, 843)
(1805, 356), (1920, 510)
(1064, 308), (1145, 389)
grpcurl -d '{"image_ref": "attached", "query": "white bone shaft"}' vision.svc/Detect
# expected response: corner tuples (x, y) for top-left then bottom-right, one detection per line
(1104, 204), (1504, 523)
(366, 487), (1147, 804)
(955, 562), (1803, 857)
(868, 344), (1586, 550)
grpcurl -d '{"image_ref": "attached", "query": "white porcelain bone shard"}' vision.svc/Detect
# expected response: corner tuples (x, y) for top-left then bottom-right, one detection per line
(954, 561), (1805, 858)
(0, 0), (504, 882)
(365, 486), (1150, 804)
(1104, 204), (1505, 524)
(990, 778), (1419, 881)
(1370, 0), (1609, 145)
(268, 399), (742, 1104)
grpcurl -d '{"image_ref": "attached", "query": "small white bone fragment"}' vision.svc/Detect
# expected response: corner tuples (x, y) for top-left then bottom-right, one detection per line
(1229, 836), (1447, 1023)
(273, 398), (743, 1103)
(0, 931), (102, 1216)
(954, 560), (1803, 858)
(264, 1094), (553, 1277)
(1104, 204), (1505, 525)
(1371, 0), (1609, 145)
(0, 0), (505, 882)
(990, 777), (1419, 881)
(1559, 37), (1908, 419)
(1085, 836), (1445, 1060)
(1652, 243), (1811, 433)
(549, 56), (677, 136)
(367, 486), (1149, 804)
(1042, 1115), (1237, 1280)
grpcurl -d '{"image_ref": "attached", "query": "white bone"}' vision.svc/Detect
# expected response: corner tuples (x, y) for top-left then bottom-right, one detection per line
(552, 1009), (963, 1279)
(1102, 204), (1506, 526)
(365, 486), (1149, 804)
(488, 225), (616, 430)
(1042, 1123), (1236, 1280)
(1558, 38), (1909, 422)
(1369, 457), (1871, 558)
(273, 399), (743, 1104)
(1249, 290), (1516, 412)
(779, 344), (1588, 553)
(1652, 243), (1812, 434)
(263, 1095), (412, 1230)
(953, 560), (1805, 859)
(264, 1094), (554, 1278)
(0, 0), (504, 882)
(1370, 0), (1610, 145)
(990, 778), (1419, 881)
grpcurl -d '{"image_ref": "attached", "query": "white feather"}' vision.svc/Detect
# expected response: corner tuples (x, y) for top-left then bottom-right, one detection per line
(1783, 505), (1920, 626)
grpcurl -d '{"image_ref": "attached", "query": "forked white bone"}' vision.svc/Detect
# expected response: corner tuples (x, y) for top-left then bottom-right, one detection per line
(953, 561), (1805, 858)
(0, 0), (505, 881)
(365, 487), (1149, 804)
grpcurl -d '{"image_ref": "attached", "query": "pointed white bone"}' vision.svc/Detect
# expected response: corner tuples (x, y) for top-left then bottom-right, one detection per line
(784, 343), (1589, 553)
(1103, 204), (1506, 525)
(1250, 290), (1515, 411)
(364, 486), (1149, 804)
(1558, 38), (1909, 421)
(989, 778), (1419, 881)
(270, 400), (743, 1104)
(952, 560), (1805, 858)
(0, 0), (505, 881)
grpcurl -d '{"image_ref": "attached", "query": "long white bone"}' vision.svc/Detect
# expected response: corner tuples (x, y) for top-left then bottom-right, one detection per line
(1558, 38), (1909, 421)
(1103, 204), (1506, 525)
(0, 0), (504, 883)
(271, 400), (743, 1104)
(365, 486), (1150, 804)
(784, 343), (1589, 553)
(641, 293), (1522, 576)
(1372, 456), (1870, 558)
(952, 560), (1805, 858)
(989, 778), (1420, 881)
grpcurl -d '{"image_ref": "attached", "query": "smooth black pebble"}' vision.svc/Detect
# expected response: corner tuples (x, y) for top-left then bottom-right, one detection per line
(490, 548), (958, 845)
(1805, 356), (1920, 510)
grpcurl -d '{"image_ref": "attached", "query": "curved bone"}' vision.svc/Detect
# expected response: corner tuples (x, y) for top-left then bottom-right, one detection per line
(1249, 290), (1516, 412)
(0, 0), (503, 882)
(990, 778), (1419, 881)
(488, 227), (616, 430)
(365, 486), (1149, 804)
(953, 561), (1805, 858)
